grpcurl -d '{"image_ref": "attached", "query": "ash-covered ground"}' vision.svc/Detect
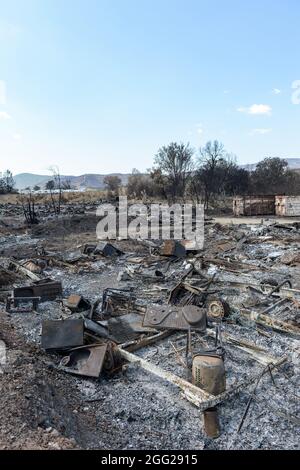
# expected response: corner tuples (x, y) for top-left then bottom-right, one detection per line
(0, 210), (299, 450)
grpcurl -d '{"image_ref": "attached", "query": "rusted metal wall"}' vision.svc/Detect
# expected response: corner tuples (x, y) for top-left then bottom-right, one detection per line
(275, 195), (300, 216)
(233, 196), (244, 216)
(233, 195), (275, 216)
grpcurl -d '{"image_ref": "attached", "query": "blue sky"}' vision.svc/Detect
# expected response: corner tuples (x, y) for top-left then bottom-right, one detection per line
(0, 0), (300, 175)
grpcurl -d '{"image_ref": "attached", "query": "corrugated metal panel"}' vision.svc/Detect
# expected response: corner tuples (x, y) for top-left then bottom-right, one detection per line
(275, 196), (300, 216)
(233, 196), (275, 216)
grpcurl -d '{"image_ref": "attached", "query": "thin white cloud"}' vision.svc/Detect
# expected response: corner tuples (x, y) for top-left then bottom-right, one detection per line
(0, 80), (6, 105)
(250, 128), (272, 135)
(0, 111), (12, 120)
(12, 133), (21, 141)
(272, 88), (281, 95)
(237, 104), (272, 116)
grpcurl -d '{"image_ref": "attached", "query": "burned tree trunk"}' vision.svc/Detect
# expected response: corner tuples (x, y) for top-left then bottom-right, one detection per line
(20, 192), (39, 225)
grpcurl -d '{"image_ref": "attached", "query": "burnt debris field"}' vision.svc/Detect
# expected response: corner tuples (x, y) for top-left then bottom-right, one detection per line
(0, 202), (299, 450)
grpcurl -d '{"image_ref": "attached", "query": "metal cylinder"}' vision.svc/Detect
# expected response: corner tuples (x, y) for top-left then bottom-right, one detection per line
(203, 407), (220, 439)
(192, 354), (226, 395)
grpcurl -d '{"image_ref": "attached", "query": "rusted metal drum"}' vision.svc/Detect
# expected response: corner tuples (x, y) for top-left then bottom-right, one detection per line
(192, 354), (226, 395)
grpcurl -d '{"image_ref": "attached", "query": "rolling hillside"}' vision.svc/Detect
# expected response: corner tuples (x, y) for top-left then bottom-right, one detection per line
(13, 173), (130, 190)
(13, 158), (300, 190)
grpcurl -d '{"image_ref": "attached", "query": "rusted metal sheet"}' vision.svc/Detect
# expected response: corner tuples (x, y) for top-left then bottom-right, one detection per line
(32, 279), (63, 300)
(65, 294), (82, 309)
(59, 344), (108, 377)
(14, 279), (62, 302)
(160, 240), (186, 258)
(65, 294), (90, 312)
(203, 407), (220, 438)
(41, 319), (84, 350)
(143, 304), (207, 331)
(275, 195), (300, 216)
(233, 195), (275, 216)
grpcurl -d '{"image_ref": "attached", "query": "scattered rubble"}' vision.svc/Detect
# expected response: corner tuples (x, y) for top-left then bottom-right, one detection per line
(0, 209), (299, 449)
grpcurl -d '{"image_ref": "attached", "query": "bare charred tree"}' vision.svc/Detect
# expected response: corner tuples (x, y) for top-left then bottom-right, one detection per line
(50, 165), (62, 215)
(45, 166), (65, 215)
(20, 190), (39, 225)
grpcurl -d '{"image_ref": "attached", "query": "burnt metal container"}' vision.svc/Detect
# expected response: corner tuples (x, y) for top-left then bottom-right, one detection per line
(192, 354), (226, 395)
(14, 279), (62, 302)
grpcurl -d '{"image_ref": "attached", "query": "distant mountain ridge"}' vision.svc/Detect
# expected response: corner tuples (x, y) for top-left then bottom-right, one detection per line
(13, 158), (300, 190)
(241, 157), (300, 171)
(13, 173), (131, 190)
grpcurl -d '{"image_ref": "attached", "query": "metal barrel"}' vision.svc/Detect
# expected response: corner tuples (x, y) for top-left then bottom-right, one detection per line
(192, 354), (226, 395)
(192, 353), (226, 439)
